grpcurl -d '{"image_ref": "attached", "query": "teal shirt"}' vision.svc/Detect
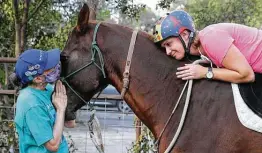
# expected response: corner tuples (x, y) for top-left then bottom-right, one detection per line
(14, 84), (68, 153)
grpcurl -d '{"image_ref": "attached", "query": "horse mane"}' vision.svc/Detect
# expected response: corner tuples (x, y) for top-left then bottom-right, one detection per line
(73, 21), (190, 88)
(98, 21), (155, 41)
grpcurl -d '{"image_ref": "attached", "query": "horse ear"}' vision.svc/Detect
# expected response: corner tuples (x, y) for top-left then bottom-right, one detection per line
(76, 3), (90, 32)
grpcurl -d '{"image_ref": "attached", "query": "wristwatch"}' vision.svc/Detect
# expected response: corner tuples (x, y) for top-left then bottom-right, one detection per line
(206, 67), (214, 80)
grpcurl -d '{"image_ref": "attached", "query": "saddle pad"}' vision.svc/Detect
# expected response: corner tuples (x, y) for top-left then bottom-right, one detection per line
(231, 83), (262, 133)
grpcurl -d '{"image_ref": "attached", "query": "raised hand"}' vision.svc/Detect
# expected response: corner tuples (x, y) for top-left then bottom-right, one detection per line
(52, 80), (67, 112)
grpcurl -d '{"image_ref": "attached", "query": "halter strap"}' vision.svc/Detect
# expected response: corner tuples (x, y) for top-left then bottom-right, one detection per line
(61, 22), (106, 108)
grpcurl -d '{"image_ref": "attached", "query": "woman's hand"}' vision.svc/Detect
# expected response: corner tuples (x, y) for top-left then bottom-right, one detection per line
(52, 80), (67, 112)
(46, 80), (68, 152)
(176, 64), (208, 80)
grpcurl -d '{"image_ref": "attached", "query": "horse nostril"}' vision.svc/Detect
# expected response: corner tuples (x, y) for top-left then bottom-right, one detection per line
(61, 51), (69, 57)
(60, 55), (69, 61)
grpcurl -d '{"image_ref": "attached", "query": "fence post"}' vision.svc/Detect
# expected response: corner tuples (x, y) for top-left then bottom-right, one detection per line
(0, 57), (17, 63)
(135, 117), (142, 142)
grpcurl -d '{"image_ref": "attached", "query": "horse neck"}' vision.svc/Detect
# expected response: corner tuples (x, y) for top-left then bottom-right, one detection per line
(99, 24), (187, 138)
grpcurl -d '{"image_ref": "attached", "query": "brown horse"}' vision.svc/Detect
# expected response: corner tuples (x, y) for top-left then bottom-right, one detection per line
(61, 4), (262, 153)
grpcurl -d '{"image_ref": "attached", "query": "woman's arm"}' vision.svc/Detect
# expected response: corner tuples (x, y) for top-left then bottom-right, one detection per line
(45, 115), (76, 151)
(44, 81), (68, 152)
(212, 44), (255, 83)
(177, 44), (255, 83)
(44, 110), (66, 152)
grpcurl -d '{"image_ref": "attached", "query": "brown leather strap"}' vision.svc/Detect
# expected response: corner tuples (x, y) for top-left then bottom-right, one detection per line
(121, 30), (139, 98)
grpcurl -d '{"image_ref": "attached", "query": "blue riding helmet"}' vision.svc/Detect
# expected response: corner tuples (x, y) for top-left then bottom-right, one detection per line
(15, 49), (60, 85)
(153, 10), (196, 57)
(153, 10), (195, 43)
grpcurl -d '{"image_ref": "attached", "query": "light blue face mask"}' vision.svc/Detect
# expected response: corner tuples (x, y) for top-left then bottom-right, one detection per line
(45, 64), (61, 83)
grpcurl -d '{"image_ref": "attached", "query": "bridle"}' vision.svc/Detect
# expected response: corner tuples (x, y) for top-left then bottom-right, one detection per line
(61, 23), (106, 153)
(61, 22), (106, 109)
(60, 21), (138, 107)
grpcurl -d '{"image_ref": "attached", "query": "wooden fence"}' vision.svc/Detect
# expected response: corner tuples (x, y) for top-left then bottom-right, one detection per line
(0, 57), (122, 99)
(0, 57), (17, 63)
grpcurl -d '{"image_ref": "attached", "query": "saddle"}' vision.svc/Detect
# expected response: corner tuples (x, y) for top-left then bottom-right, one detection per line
(239, 73), (262, 118)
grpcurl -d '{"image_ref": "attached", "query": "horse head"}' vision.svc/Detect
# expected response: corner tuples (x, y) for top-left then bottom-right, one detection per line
(61, 4), (109, 120)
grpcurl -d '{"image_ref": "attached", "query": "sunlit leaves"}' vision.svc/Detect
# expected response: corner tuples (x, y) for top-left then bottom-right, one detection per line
(187, 0), (262, 30)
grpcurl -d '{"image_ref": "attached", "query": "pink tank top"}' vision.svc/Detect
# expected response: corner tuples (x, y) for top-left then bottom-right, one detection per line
(199, 23), (262, 73)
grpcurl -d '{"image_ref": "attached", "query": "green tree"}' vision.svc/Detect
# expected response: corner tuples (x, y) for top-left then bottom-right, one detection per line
(104, 0), (146, 20)
(186, 0), (262, 30)
(0, 0), (15, 57)
(155, 0), (262, 29)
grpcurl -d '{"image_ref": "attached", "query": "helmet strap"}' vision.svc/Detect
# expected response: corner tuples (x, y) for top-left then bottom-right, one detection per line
(178, 31), (195, 59)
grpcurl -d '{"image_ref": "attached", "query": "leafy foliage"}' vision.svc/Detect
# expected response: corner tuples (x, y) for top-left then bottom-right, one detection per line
(128, 119), (155, 153)
(157, 0), (174, 9)
(156, 0), (262, 29)
(186, 0), (262, 29)
(0, 0), (15, 57)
